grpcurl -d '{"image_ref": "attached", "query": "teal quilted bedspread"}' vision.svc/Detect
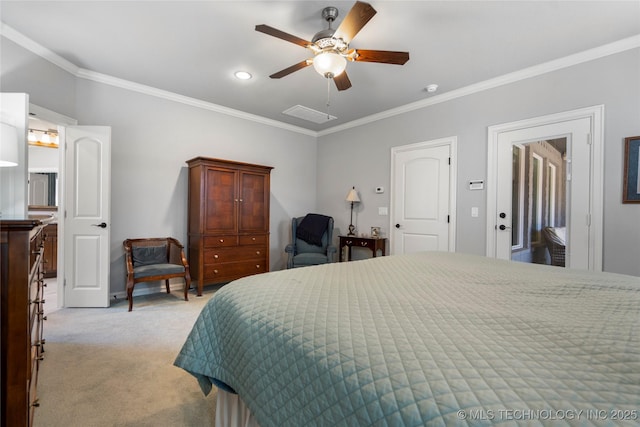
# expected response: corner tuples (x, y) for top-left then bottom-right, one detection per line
(174, 252), (640, 426)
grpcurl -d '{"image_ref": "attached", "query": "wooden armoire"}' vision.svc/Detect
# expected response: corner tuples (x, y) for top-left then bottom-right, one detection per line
(187, 157), (273, 295)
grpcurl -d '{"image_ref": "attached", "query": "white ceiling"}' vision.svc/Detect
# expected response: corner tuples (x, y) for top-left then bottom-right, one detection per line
(2, 1), (639, 133)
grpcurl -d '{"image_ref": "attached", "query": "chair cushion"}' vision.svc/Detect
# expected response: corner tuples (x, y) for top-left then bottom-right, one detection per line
(296, 236), (327, 254)
(132, 245), (167, 266)
(133, 263), (185, 279)
(293, 253), (329, 267)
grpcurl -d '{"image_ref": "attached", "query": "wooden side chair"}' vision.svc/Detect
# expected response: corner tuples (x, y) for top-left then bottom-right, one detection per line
(123, 237), (191, 311)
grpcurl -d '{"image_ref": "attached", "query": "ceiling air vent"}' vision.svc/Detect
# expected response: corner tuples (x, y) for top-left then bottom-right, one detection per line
(282, 105), (336, 124)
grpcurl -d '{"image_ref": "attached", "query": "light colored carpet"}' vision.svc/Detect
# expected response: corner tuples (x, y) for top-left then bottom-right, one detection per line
(35, 285), (222, 427)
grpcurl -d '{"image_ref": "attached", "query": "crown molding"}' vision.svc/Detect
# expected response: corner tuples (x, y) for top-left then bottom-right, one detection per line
(1, 22), (79, 76)
(3, 21), (638, 139)
(74, 68), (317, 137)
(318, 34), (640, 136)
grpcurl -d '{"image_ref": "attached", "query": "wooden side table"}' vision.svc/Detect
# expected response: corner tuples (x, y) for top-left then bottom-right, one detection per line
(339, 236), (387, 262)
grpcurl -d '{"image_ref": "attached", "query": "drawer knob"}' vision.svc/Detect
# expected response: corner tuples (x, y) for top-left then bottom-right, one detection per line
(213, 269), (218, 274)
(252, 237), (256, 241)
(346, 240), (353, 245)
(219, 239), (224, 243)
(214, 254), (219, 259)
(361, 242), (368, 246)
(256, 251), (260, 255)
(256, 265), (260, 269)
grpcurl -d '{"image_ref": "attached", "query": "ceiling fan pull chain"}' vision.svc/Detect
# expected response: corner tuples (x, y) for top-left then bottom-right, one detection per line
(326, 76), (331, 119)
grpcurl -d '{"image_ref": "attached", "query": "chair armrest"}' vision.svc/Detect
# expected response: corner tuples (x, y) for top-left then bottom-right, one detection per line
(123, 245), (135, 276)
(326, 244), (337, 263)
(168, 238), (190, 268)
(284, 243), (296, 254)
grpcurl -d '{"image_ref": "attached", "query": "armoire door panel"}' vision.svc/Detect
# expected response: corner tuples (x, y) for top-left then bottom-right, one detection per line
(205, 168), (237, 233)
(239, 172), (269, 232)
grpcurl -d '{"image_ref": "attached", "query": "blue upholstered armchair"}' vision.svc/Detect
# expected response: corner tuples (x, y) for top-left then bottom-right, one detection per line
(285, 215), (337, 269)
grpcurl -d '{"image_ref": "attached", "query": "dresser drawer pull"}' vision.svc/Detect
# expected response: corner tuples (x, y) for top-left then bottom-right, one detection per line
(251, 237), (256, 241)
(219, 239), (224, 243)
(256, 251), (260, 255)
(37, 355), (44, 361)
(346, 240), (353, 245)
(214, 269), (219, 274)
(31, 399), (40, 408)
(256, 265), (260, 269)
(214, 254), (219, 259)
(361, 242), (369, 247)
(30, 299), (45, 305)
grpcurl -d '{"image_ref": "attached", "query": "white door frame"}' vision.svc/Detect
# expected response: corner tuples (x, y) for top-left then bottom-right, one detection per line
(29, 104), (78, 308)
(486, 105), (604, 271)
(390, 137), (457, 254)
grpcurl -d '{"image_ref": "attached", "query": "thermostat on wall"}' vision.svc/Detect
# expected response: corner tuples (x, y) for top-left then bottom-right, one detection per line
(469, 180), (484, 190)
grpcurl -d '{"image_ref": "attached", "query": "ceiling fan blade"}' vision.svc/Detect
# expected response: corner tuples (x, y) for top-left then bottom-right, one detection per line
(333, 1), (377, 43)
(269, 60), (311, 79)
(334, 72), (352, 91)
(352, 49), (410, 65)
(255, 24), (312, 48)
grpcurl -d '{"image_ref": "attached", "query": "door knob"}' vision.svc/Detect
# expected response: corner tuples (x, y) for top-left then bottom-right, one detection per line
(92, 222), (107, 228)
(395, 224), (401, 229)
(499, 224), (511, 231)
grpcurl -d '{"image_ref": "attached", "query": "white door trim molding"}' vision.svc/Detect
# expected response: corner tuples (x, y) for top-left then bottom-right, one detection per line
(390, 136), (457, 254)
(486, 105), (604, 271)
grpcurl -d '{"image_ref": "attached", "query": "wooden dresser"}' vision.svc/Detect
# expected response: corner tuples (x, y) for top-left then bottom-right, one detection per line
(1, 217), (50, 427)
(187, 157), (273, 295)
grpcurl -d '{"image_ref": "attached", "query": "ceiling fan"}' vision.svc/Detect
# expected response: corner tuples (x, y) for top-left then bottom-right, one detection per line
(255, 1), (410, 91)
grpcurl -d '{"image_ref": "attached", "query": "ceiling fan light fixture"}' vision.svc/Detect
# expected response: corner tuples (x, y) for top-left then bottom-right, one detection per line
(313, 51), (346, 78)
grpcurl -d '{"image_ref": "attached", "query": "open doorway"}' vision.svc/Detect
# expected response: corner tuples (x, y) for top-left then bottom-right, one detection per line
(27, 115), (62, 310)
(511, 138), (566, 266)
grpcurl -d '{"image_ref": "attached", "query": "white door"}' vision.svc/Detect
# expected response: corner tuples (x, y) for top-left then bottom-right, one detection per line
(391, 138), (456, 255)
(488, 107), (603, 270)
(64, 126), (111, 307)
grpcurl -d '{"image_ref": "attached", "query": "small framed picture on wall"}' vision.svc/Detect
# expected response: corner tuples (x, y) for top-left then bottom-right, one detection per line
(623, 136), (640, 203)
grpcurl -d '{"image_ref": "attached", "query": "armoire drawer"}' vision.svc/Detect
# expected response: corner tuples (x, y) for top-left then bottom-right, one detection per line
(203, 235), (238, 248)
(239, 234), (267, 246)
(203, 259), (267, 281)
(204, 246), (267, 264)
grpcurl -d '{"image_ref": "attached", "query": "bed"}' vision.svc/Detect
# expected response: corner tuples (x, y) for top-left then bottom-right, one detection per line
(174, 251), (640, 426)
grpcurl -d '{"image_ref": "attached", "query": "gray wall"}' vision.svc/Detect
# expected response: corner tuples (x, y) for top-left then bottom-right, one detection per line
(1, 37), (319, 296)
(317, 48), (640, 276)
(2, 35), (639, 290)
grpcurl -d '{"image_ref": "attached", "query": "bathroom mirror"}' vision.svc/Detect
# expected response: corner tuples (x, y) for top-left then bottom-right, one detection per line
(28, 136), (59, 209)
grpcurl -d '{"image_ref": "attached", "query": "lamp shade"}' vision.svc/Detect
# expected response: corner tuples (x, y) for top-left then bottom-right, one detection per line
(0, 122), (19, 167)
(345, 187), (360, 203)
(313, 51), (347, 78)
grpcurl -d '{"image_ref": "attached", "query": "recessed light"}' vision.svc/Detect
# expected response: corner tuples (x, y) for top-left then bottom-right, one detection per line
(426, 84), (438, 93)
(234, 71), (252, 80)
